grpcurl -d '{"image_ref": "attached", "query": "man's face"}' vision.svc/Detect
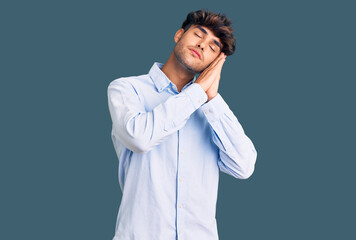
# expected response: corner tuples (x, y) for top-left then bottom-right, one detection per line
(173, 24), (223, 74)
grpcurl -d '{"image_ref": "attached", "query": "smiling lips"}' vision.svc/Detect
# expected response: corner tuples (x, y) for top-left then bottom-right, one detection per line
(190, 49), (201, 59)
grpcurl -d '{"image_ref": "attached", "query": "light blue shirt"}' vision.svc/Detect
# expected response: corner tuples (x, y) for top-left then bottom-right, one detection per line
(107, 62), (257, 240)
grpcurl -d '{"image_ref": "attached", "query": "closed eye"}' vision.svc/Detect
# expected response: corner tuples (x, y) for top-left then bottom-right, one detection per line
(194, 33), (215, 52)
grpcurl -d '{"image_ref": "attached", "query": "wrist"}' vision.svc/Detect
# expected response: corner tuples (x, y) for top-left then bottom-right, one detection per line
(207, 93), (218, 102)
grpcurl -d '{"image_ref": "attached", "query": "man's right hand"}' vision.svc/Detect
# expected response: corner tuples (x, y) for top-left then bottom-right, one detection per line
(195, 52), (226, 92)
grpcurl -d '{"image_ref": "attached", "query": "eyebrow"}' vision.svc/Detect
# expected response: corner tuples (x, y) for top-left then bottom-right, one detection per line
(196, 26), (222, 49)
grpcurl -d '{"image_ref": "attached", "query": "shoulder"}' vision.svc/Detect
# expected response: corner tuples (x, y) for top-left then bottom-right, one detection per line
(107, 75), (154, 104)
(108, 74), (151, 89)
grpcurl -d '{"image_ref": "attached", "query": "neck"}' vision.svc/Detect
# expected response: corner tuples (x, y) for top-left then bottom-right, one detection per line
(161, 51), (196, 92)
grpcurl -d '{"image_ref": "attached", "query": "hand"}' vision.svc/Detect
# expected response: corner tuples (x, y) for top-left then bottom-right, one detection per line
(195, 52), (226, 93)
(206, 53), (226, 101)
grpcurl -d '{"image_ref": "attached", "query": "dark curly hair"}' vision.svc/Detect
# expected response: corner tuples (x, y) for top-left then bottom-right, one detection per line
(181, 8), (236, 56)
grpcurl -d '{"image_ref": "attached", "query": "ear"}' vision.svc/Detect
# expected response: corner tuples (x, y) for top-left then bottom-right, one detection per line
(174, 28), (185, 43)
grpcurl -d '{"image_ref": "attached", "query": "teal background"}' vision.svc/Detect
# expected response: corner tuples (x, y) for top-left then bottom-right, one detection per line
(1, 0), (355, 239)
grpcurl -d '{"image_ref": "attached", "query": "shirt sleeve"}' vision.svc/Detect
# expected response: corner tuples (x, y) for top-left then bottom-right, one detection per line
(199, 93), (257, 179)
(107, 79), (208, 153)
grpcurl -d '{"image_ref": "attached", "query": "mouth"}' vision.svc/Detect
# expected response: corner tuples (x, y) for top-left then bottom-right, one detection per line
(190, 49), (201, 59)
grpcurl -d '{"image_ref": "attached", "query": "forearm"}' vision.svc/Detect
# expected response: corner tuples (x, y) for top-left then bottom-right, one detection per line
(108, 81), (208, 153)
(200, 93), (257, 179)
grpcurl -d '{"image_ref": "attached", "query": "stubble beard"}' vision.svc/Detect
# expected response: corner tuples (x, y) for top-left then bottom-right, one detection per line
(173, 42), (203, 75)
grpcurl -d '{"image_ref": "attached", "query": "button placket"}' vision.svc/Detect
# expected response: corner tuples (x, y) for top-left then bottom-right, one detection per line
(176, 130), (186, 239)
(179, 149), (184, 210)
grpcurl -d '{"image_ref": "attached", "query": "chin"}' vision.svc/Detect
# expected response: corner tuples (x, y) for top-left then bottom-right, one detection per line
(173, 45), (204, 73)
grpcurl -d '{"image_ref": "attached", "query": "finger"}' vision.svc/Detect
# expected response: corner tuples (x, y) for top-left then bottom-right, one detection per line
(200, 53), (225, 77)
(209, 53), (226, 70)
(215, 56), (226, 74)
(217, 55), (226, 68)
(207, 56), (225, 77)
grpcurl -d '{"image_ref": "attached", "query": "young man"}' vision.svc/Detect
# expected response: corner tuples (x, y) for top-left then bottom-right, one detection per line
(108, 9), (257, 240)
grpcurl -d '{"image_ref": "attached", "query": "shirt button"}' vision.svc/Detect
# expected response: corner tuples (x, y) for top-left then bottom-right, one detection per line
(178, 230), (181, 235)
(199, 99), (202, 103)
(179, 177), (184, 182)
(205, 110), (210, 114)
(179, 203), (183, 208)
(180, 150), (184, 154)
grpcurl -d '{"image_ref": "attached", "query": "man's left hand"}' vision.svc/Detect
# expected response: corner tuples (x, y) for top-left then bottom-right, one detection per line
(206, 54), (226, 102)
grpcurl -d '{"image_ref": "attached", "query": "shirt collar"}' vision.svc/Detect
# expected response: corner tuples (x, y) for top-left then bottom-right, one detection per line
(149, 62), (197, 93)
